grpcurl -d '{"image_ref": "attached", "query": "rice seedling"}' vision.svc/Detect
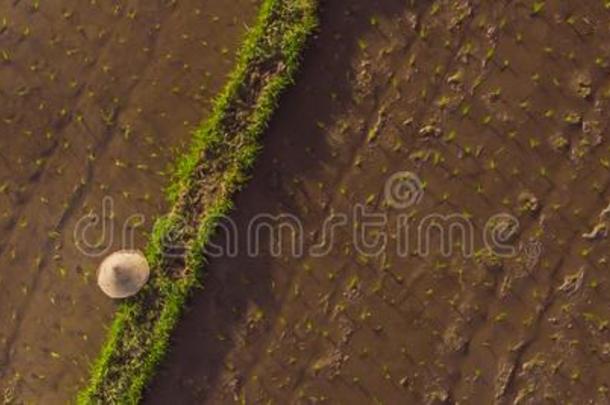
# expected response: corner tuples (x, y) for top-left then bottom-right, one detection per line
(531, 1), (545, 16)
(564, 111), (582, 125)
(1, 50), (11, 64)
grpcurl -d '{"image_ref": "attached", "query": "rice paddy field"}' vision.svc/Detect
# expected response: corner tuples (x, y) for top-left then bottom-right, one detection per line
(0, 0), (258, 402)
(3, 0), (610, 403)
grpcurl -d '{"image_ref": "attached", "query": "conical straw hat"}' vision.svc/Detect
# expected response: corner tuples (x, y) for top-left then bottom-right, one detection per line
(97, 250), (150, 298)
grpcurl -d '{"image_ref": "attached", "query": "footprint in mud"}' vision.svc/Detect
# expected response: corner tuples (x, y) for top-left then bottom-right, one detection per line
(569, 70), (593, 100)
(310, 348), (349, 380)
(440, 320), (470, 354)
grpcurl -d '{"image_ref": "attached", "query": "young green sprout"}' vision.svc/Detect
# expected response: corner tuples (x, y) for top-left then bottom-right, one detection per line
(531, 1), (545, 16)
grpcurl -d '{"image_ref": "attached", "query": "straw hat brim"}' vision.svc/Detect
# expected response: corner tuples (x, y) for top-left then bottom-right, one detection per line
(97, 250), (150, 299)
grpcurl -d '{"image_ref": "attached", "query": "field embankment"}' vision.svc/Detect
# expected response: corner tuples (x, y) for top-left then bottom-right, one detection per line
(78, 0), (317, 403)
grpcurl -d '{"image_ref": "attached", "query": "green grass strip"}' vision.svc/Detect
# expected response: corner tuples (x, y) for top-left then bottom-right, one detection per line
(77, 0), (318, 403)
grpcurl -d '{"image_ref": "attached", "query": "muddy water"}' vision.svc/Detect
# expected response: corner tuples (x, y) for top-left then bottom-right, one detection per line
(0, 0), (258, 402)
(147, 0), (610, 403)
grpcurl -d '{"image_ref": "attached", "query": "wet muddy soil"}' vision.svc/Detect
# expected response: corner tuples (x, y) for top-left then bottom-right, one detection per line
(0, 0), (258, 402)
(147, 0), (610, 403)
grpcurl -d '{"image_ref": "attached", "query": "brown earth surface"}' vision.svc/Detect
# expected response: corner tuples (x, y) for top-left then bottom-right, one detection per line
(0, 0), (258, 402)
(147, 0), (610, 404)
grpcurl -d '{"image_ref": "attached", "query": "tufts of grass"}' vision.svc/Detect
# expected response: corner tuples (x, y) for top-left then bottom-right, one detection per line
(77, 0), (318, 403)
